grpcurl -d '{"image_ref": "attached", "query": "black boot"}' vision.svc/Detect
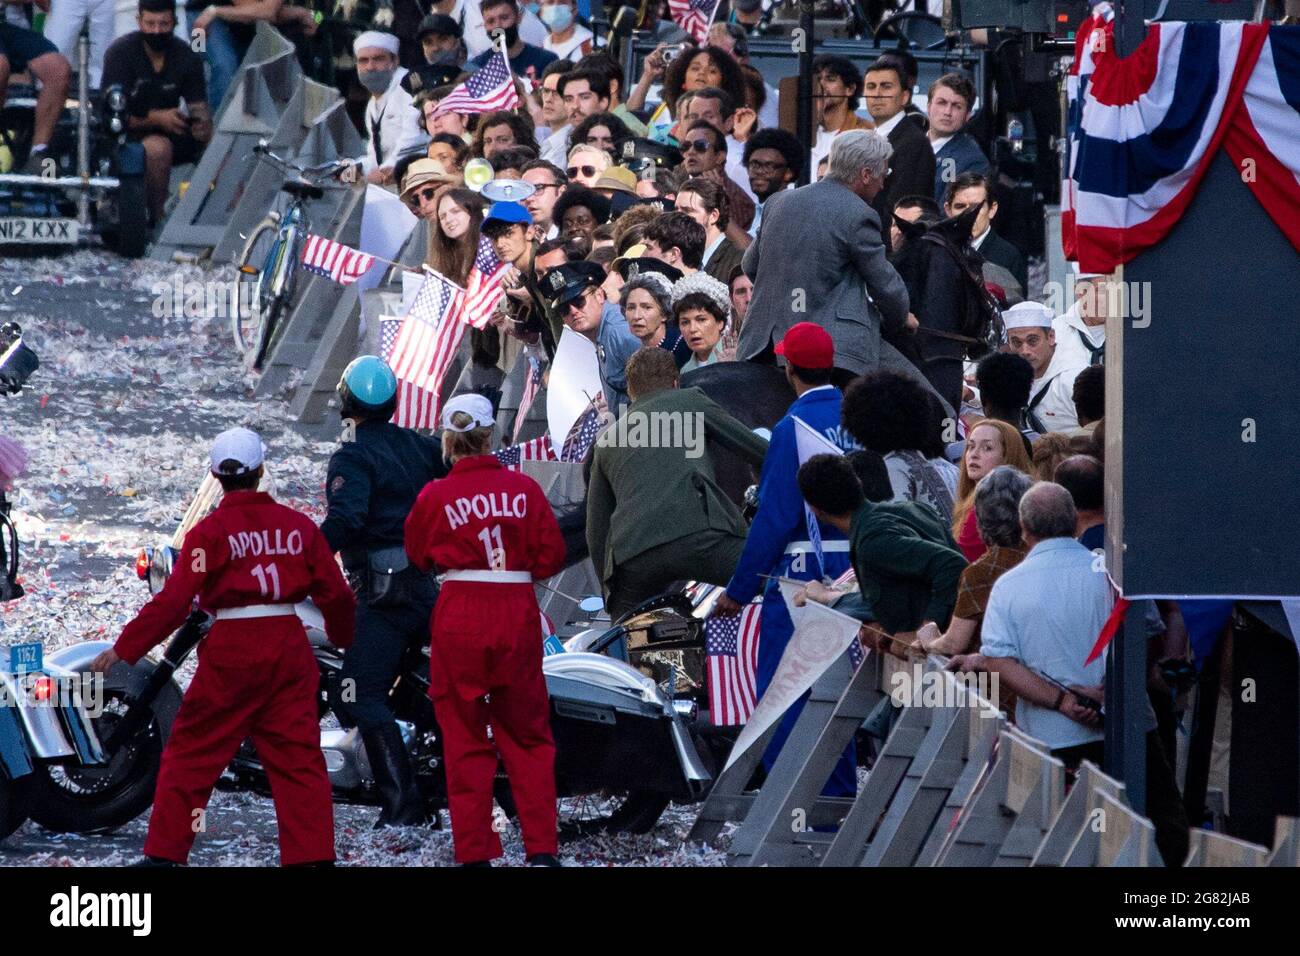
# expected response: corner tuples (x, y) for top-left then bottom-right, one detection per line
(361, 724), (429, 828)
(130, 856), (182, 867)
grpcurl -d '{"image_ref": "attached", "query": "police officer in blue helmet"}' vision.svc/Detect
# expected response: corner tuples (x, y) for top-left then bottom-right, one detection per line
(320, 355), (447, 827)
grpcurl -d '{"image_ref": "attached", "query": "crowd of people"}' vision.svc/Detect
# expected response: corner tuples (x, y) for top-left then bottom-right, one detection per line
(28, 0), (1202, 867)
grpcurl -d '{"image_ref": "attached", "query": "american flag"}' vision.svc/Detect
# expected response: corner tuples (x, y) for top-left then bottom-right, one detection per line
(513, 353), (543, 443)
(435, 47), (519, 116)
(461, 235), (510, 330)
(379, 316), (402, 363)
(494, 434), (557, 469)
(705, 601), (762, 726)
(667, 0), (719, 44)
(389, 271), (466, 429)
(300, 234), (375, 285)
(559, 397), (604, 462)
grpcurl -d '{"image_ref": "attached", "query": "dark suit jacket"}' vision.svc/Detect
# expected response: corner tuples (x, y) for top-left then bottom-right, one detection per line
(703, 236), (744, 287)
(978, 229), (1028, 295)
(740, 178), (910, 375)
(932, 132), (990, 202)
(873, 114), (936, 248)
(586, 386), (768, 583)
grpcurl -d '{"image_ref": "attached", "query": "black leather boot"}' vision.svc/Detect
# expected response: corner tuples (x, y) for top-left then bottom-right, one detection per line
(362, 724), (430, 829)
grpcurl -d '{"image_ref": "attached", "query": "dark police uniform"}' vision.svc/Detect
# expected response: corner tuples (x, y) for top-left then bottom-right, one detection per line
(320, 419), (447, 733)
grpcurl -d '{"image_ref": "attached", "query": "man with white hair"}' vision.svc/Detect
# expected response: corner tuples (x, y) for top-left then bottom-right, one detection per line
(738, 129), (914, 388)
(1003, 300), (1087, 433)
(349, 30), (426, 187)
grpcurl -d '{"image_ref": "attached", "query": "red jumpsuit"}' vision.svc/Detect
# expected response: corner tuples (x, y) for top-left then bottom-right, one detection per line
(115, 490), (355, 865)
(405, 454), (566, 863)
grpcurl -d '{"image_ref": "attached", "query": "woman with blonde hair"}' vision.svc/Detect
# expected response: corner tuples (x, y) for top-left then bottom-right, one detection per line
(951, 418), (1033, 563)
(426, 186), (486, 285)
(1031, 431), (1074, 481)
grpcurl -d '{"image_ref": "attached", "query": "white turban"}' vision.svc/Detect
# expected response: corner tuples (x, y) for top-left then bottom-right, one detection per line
(353, 31), (400, 56)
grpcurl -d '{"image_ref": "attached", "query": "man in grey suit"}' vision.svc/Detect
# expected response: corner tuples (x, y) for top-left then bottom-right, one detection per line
(738, 130), (916, 390)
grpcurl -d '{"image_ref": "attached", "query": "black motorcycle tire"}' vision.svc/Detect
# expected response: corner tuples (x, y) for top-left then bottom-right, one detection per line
(0, 773), (33, 840)
(601, 790), (672, 835)
(104, 174), (149, 259)
(27, 667), (182, 834)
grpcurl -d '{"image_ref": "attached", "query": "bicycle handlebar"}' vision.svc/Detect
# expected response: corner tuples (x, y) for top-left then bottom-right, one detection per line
(253, 141), (351, 181)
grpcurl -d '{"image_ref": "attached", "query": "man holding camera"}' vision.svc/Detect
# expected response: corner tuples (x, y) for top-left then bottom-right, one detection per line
(101, 0), (212, 226)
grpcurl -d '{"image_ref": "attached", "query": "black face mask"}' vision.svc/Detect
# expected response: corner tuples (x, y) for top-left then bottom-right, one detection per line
(142, 31), (171, 52)
(502, 24), (520, 48)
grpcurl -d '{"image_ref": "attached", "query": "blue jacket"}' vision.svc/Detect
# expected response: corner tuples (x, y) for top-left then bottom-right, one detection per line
(725, 386), (858, 603)
(596, 302), (642, 410)
(933, 132), (990, 203)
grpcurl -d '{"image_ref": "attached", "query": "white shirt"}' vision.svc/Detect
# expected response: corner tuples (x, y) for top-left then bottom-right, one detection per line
(930, 133), (954, 154)
(361, 68), (426, 173)
(1028, 345), (1087, 433)
(541, 125), (572, 166)
(759, 83), (780, 131)
(1052, 303), (1106, 369)
(971, 227), (990, 251)
(701, 232), (726, 268)
(874, 111), (905, 138)
(725, 136), (757, 202)
(544, 24), (593, 62)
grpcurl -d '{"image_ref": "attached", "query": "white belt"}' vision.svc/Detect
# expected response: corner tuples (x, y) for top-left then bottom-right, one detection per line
(444, 570), (533, 584)
(784, 540), (851, 555)
(214, 603), (298, 620)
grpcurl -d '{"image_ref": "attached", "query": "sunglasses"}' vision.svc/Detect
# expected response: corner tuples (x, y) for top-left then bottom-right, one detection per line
(681, 139), (714, 154)
(564, 288), (598, 313)
(404, 186), (439, 208)
(567, 165), (598, 179)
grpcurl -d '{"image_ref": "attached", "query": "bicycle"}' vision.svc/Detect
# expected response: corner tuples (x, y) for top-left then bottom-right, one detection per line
(233, 142), (351, 372)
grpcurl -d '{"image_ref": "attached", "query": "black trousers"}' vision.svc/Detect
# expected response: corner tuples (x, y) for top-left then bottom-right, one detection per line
(339, 576), (437, 732)
(1053, 731), (1191, 868)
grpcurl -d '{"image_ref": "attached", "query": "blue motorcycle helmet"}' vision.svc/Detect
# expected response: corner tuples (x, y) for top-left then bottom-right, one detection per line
(338, 355), (398, 420)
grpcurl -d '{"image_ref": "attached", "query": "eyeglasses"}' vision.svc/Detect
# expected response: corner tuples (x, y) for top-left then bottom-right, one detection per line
(746, 159), (787, 173)
(404, 186), (439, 208)
(567, 165), (598, 179)
(531, 181), (562, 192)
(681, 139), (713, 154)
(564, 288), (597, 313)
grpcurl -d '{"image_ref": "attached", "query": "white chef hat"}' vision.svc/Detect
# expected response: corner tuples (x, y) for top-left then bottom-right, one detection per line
(353, 31), (400, 56)
(1002, 301), (1055, 330)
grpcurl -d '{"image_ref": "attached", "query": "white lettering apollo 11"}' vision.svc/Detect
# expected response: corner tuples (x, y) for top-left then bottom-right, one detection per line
(444, 492), (529, 530)
(226, 528), (305, 559)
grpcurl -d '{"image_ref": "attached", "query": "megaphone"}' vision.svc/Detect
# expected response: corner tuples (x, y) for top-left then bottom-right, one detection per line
(463, 158), (494, 192)
(480, 178), (537, 204)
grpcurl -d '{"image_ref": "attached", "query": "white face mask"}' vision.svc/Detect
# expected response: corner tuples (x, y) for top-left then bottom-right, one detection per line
(540, 3), (573, 31)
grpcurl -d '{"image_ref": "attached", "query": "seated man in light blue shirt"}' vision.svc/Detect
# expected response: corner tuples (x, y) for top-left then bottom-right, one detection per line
(542, 260), (641, 411)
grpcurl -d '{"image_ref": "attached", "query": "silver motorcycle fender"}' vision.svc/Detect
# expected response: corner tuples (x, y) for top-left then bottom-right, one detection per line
(0, 663), (103, 764)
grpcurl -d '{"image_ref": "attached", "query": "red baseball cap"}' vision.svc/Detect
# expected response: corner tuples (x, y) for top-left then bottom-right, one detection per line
(775, 322), (834, 368)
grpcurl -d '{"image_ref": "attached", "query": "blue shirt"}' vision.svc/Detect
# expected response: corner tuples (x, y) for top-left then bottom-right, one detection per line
(595, 301), (641, 411)
(726, 386), (856, 603)
(979, 536), (1110, 750)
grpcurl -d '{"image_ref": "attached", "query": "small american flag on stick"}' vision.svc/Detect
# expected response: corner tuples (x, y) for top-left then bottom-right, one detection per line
(389, 271), (466, 430)
(495, 434), (557, 469)
(461, 235), (510, 330)
(300, 234), (375, 285)
(559, 395), (605, 462)
(705, 600), (762, 726)
(667, 0), (721, 44)
(435, 45), (519, 116)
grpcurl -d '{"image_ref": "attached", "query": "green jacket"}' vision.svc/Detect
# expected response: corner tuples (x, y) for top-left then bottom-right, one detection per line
(586, 386), (768, 582)
(849, 498), (967, 634)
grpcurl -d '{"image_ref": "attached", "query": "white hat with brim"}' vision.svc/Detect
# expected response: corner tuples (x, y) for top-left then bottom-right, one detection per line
(441, 394), (495, 432)
(210, 427), (265, 476)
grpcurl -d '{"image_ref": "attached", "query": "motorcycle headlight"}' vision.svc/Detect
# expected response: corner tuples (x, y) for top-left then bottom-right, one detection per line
(148, 546), (176, 594)
(106, 87), (126, 113)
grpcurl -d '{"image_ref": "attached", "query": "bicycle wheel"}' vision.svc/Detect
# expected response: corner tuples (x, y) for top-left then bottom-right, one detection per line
(250, 227), (301, 372)
(232, 216), (281, 359)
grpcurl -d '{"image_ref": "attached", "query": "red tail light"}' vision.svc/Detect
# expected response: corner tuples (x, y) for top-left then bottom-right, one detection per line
(32, 676), (54, 701)
(135, 549), (151, 580)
